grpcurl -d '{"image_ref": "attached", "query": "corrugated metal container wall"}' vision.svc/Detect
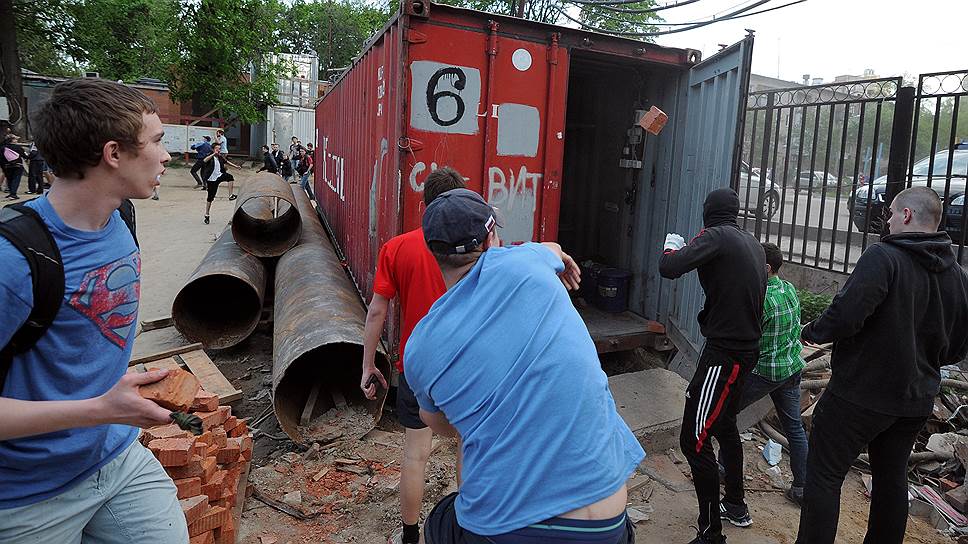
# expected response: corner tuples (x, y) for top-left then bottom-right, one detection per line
(315, 19), (405, 343)
(665, 40), (754, 359)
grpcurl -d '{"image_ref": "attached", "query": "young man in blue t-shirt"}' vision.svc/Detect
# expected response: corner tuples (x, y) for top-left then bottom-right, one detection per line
(0, 79), (188, 542)
(405, 188), (645, 543)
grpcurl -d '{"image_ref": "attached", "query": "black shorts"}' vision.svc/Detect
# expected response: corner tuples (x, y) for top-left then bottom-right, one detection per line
(206, 173), (234, 202)
(396, 372), (427, 430)
(425, 493), (636, 544)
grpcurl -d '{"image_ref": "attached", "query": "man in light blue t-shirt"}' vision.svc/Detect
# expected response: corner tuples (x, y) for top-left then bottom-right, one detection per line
(406, 188), (645, 544)
(0, 79), (188, 542)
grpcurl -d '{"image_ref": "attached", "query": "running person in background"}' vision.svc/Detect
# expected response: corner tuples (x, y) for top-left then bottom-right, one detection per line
(200, 142), (240, 224)
(296, 147), (314, 197)
(189, 135), (213, 189)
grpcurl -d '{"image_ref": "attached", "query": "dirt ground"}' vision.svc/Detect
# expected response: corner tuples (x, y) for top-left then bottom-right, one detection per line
(134, 165), (951, 544)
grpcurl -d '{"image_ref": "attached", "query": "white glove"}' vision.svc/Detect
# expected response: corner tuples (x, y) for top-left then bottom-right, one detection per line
(664, 233), (685, 251)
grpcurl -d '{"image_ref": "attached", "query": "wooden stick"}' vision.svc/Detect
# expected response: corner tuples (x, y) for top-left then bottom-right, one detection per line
(129, 343), (203, 366)
(300, 383), (322, 427)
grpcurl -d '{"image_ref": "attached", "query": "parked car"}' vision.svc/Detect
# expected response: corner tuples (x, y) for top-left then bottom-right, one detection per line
(850, 148), (968, 236)
(794, 171), (841, 193)
(737, 161), (781, 219)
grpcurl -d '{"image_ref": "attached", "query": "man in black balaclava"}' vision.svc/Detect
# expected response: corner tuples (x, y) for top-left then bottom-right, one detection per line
(659, 187), (767, 544)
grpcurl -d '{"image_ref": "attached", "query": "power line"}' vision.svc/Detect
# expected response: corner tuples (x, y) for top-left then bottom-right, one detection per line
(559, 0), (806, 37)
(566, 0), (701, 10)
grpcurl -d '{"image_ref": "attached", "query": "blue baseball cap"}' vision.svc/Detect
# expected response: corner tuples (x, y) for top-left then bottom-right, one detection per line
(423, 188), (503, 254)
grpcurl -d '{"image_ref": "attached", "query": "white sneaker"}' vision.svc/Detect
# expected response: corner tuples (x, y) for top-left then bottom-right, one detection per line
(387, 529), (403, 544)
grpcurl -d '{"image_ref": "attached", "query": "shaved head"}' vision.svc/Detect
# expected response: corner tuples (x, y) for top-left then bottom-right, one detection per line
(892, 186), (943, 229)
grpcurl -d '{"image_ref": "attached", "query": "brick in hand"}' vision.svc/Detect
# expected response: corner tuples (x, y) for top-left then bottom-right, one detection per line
(139, 368), (201, 412)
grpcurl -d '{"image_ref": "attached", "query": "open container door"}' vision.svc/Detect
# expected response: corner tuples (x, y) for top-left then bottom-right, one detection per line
(666, 36), (753, 377)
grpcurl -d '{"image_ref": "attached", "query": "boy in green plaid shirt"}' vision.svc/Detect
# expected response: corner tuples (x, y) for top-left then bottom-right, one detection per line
(721, 242), (808, 508)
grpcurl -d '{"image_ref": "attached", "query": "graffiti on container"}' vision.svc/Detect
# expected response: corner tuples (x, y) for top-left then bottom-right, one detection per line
(377, 65), (385, 117)
(487, 165), (542, 243)
(410, 61), (482, 135)
(321, 136), (346, 202)
(370, 138), (389, 238)
(408, 161), (439, 192)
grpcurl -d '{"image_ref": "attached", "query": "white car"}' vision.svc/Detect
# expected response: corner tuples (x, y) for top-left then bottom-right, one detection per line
(737, 161), (780, 219)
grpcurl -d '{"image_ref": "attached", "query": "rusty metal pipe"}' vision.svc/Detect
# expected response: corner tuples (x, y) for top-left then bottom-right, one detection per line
(231, 173), (302, 257)
(272, 191), (391, 442)
(172, 227), (267, 349)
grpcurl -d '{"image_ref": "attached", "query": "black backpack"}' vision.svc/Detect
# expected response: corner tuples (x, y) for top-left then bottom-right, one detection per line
(0, 199), (138, 389)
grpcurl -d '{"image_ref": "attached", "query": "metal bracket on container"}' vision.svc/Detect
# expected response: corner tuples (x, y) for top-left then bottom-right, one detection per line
(406, 30), (427, 44)
(405, 0), (430, 18)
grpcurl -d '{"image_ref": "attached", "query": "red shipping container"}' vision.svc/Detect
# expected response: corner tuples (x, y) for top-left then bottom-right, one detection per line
(315, 2), (753, 359)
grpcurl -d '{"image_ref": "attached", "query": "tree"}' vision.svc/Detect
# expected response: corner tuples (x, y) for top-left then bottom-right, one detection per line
(11, 0), (78, 77)
(281, 0), (391, 74)
(436, 0), (660, 36)
(69, 0), (181, 82)
(169, 0), (295, 124)
(1, 0), (27, 136)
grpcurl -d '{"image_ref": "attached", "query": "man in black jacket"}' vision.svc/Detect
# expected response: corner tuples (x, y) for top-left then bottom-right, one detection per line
(659, 188), (767, 544)
(796, 186), (968, 544)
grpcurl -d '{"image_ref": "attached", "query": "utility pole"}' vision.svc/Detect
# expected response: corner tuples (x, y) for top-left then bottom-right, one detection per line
(0, 0), (27, 137)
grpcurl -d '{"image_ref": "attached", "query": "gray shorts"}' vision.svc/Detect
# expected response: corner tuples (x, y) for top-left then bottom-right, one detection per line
(0, 439), (189, 543)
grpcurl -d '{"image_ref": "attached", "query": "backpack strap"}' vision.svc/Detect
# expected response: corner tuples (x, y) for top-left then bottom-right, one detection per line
(117, 198), (139, 248)
(0, 202), (65, 390)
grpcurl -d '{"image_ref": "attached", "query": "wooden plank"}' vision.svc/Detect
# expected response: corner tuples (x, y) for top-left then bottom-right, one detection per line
(232, 461), (250, 538)
(300, 383), (322, 427)
(594, 332), (655, 354)
(179, 350), (242, 404)
(330, 388), (347, 409)
(129, 343), (203, 366)
(128, 357), (183, 374)
(140, 316), (174, 333)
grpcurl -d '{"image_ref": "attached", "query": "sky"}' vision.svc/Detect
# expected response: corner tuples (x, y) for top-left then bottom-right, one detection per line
(653, 0), (967, 84)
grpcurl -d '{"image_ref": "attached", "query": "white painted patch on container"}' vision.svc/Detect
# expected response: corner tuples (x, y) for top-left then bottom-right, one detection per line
(496, 104), (540, 158)
(512, 48), (533, 72)
(487, 165), (542, 243)
(409, 61), (481, 135)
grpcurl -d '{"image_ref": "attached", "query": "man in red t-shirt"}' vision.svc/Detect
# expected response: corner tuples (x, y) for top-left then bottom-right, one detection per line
(361, 167), (466, 544)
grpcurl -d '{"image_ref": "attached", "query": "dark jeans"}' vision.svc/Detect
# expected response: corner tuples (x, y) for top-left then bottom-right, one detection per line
(719, 371), (809, 487)
(3, 167), (23, 197)
(27, 162), (44, 193)
(190, 159), (206, 186)
(680, 346), (756, 538)
(795, 393), (928, 544)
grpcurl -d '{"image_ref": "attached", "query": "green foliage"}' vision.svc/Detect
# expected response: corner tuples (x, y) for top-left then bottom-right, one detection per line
(69, 0), (181, 81)
(12, 0), (79, 76)
(437, 0), (660, 35)
(280, 0), (392, 73)
(169, 0), (294, 124)
(796, 288), (833, 324)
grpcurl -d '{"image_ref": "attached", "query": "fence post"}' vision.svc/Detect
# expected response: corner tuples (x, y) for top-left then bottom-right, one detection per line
(755, 92), (775, 239)
(884, 86), (916, 234)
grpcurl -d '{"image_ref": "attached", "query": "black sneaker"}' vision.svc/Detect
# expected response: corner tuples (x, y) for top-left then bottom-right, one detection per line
(720, 501), (752, 527)
(203, 215), (210, 224)
(687, 533), (726, 544)
(785, 486), (804, 508)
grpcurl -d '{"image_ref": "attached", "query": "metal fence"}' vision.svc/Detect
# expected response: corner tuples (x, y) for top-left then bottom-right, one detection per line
(738, 70), (968, 273)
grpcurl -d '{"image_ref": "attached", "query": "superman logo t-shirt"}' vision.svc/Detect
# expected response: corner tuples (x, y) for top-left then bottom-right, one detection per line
(0, 196), (141, 509)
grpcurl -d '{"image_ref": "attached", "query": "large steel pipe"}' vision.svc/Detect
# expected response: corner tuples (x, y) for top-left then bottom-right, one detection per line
(231, 173), (302, 257)
(272, 190), (391, 442)
(172, 227), (267, 349)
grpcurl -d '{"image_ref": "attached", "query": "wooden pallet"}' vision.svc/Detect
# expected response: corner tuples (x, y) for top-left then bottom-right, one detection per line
(128, 347), (243, 404)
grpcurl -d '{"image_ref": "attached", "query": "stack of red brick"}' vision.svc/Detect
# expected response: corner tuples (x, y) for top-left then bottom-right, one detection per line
(140, 389), (253, 544)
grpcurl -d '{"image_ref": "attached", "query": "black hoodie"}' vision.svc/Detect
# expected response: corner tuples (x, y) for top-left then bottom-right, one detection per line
(803, 232), (968, 417)
(659, 188), (768, 351)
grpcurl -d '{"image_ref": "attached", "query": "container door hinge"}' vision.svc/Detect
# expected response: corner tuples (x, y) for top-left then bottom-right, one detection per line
(406, 30), (427, 44)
